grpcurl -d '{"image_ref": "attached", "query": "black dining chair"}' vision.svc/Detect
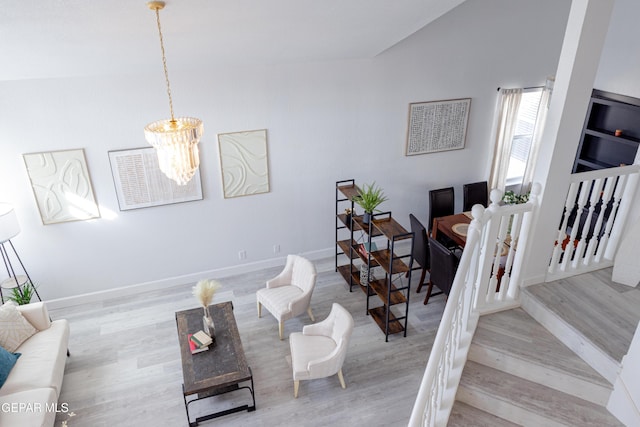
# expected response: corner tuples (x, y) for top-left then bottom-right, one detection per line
(423, 237), (459, 305)
(429, 187), (456, 250)
(428, 187), (455, 234)
(463, 181), (488, 212)
(409, 214), (430, 293)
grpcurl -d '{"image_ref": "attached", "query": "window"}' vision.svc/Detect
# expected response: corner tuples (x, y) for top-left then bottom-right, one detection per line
(505, 89), (544, 188)
(490, 79), (552, 194)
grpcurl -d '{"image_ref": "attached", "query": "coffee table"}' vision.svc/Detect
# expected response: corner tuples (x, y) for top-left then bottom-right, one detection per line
(175, 301), (255, 426)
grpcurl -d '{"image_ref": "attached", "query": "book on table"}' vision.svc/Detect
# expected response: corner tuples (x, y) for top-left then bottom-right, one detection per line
(188, 333), (209, 354)
(190, 330), (213, 347)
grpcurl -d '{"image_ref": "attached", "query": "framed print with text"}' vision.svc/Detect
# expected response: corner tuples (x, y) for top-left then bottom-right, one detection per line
(108, 147), (203, 210)
(406, 98), (471, 156)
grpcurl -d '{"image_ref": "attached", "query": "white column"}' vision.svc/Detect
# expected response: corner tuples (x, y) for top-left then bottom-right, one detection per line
(521, 0), (615, 285)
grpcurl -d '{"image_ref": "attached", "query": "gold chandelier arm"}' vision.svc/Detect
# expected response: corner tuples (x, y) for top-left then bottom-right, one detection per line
(151, 3), (175, 123)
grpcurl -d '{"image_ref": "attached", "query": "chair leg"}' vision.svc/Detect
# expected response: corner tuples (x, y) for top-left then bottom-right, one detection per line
(423, 281), (434, 305)
(415, 268), (428, 293)
(279, 321), (284, 340)
(294, 380), (300, 398)
(337, 369), (346, 389)
(307, 307), (315, 322)
(257, 301), (262, 318)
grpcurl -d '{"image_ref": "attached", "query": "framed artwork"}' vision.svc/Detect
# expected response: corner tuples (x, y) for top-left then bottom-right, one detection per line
(108, 147), (203, 211)
(405, 98), (471, 156)
(23, 149), (100, 225)
(218, 129), (270, 198)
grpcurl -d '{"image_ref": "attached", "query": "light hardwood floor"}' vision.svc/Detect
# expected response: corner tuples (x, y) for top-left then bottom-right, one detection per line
(51, 258), (446, 427)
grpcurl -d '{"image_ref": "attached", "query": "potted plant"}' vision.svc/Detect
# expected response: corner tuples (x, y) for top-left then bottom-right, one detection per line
(352, 182), (388, 224)
(8, 281), (37, 305)
(503, 190), (529, 205)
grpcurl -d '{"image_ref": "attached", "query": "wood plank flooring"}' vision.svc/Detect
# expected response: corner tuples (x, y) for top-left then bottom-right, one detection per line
(50, 258), (446, 427)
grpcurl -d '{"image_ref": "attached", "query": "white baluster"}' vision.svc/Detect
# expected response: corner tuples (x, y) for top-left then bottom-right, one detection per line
(599, 174), (627, 262)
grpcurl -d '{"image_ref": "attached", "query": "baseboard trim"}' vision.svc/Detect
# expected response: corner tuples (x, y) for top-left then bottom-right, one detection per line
(46, 248), (334, 310)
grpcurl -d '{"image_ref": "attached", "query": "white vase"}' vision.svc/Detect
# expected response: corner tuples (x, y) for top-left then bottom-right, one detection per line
(202, 306), (216, 340)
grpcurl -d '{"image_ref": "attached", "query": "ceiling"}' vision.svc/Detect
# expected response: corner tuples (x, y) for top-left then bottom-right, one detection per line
(0, 0), (466, 81)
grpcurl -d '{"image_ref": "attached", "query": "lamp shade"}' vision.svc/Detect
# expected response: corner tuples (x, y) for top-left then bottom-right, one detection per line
(0, 204), (20, 243)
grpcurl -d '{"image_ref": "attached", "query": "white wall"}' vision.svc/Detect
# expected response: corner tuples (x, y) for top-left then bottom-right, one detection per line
(0, 0), (571, 301)
(595, 0), (640, 224)
(596, 0), (640, 99)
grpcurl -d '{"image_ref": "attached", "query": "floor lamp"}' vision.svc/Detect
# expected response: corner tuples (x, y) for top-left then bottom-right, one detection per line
(0, 203), (41, 304)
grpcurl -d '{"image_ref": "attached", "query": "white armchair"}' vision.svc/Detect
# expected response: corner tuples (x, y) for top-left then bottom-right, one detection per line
(289, 303), (354, 398)
(256, 254), (317, 340)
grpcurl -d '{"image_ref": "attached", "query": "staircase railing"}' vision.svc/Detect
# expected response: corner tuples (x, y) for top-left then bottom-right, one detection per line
(408, 185), (540, 426)
(547, 164), (640, 281)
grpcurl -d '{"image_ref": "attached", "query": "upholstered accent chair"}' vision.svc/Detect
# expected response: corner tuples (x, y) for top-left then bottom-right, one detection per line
(256, 254), (317, 340)
(289, 303), (354, 398)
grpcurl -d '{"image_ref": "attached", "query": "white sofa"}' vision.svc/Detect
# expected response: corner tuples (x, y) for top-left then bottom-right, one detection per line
(0, 302), (69, 427)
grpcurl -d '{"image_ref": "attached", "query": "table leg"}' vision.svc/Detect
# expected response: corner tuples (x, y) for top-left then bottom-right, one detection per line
(183, 370), (256, 425)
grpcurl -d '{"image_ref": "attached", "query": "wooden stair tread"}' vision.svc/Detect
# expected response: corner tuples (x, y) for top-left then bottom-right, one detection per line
(472, 308), (610, 388)
(523, 272), (640, 364)
(457, 361), (623, 427)
(448, 401), (520, 427)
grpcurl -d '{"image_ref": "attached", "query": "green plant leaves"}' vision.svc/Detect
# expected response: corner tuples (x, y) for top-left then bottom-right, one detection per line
(352, 182), (388, 213)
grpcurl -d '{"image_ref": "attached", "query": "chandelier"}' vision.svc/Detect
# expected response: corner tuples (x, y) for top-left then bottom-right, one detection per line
(144, 1), (203, 186)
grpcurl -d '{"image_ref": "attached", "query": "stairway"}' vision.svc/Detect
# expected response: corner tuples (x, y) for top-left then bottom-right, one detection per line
(447, 268), (640, 426)
(449, 307), (622, 426)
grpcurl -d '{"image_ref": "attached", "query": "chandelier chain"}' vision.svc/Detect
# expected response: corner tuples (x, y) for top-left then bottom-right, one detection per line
(154, 7), (175, 122)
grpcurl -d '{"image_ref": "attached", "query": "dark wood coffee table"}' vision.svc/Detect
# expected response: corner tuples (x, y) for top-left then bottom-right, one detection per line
(175, 301), (255, 426)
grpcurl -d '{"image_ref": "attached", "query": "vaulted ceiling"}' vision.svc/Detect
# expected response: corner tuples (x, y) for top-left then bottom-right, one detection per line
(0, 0), (467, 81)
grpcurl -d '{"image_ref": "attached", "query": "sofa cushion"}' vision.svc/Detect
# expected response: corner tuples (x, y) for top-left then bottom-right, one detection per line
(289, 332), (336, 381)
(16, 303), (51, 332)
(257, 286), (302, 321)
(0, 346), (20, 388)
(0, 302), (36, 352)
(0, 388), (57, 427)
(0, 320), (69, 398)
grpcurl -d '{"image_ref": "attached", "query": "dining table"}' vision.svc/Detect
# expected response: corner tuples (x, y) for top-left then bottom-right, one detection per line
(431, 212), (472, 248)
(433, 211), (511, 290)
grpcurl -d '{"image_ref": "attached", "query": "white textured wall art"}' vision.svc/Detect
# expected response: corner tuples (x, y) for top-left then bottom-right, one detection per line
(23, 149), (100, 224)
(218, 129), (270, 198)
